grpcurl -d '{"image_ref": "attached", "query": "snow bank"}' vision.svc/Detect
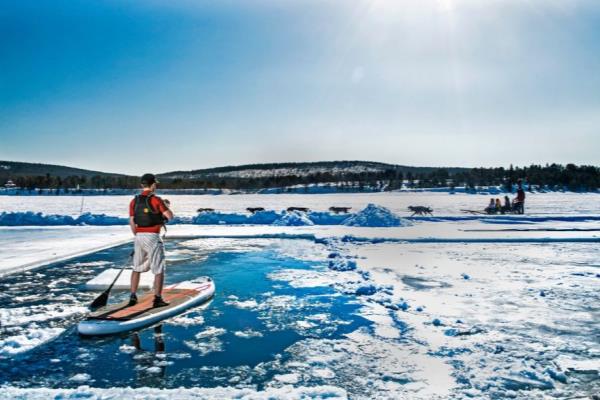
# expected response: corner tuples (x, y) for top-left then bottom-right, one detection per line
(342, 204), (412, 227)
(0, 212), (128, 226)
(6, 204), (598, 228)
(2, 385), (347, 400)
(0, 205), (411, 228)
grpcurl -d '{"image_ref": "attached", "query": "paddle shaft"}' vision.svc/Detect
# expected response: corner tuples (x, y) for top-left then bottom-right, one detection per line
(105, 253), (133, 293)
(90, 251), (134, 309)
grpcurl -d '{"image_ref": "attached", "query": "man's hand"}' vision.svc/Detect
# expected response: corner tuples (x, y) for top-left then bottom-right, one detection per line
(162, 199), (174, 221)
(129, 216), (136, 235)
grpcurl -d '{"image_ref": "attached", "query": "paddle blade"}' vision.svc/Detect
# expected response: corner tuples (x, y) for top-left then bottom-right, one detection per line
(90, 290), (109, 310)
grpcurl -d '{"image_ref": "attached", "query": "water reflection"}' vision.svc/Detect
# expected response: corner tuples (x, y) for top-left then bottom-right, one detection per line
(130, 325), (167, 383)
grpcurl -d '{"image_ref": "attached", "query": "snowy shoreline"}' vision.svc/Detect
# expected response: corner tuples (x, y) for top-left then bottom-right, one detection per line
(2, 385), (349, 399)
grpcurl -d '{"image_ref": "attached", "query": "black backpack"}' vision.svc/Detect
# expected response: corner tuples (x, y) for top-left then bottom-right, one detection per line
(133, 194), (165, 227)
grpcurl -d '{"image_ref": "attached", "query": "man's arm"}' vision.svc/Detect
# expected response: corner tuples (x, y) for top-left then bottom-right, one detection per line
(162, 209), (174, 221)
(160, 198), (174, 221)
(129, 216), (136, 235)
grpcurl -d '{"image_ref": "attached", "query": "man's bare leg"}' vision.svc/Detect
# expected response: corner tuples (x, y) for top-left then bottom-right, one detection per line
(131, 271), (141, 295)
(153, 272), (164, 297)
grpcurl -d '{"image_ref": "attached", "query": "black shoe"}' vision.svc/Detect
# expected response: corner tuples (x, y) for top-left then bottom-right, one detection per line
(153, 296), (169, 308)
(128, 293), (138, 306)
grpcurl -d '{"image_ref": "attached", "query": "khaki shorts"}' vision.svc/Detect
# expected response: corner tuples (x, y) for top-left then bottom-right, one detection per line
(133, 233), (166, 274)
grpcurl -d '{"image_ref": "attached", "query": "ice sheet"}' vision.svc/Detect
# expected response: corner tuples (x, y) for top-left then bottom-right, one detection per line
(84, 268), (153, 290)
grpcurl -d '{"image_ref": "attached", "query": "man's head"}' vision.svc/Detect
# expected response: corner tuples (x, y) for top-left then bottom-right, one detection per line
(141, 173), (158, 191)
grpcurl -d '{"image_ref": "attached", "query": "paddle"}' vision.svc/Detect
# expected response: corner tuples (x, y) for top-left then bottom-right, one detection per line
(90, 251), (134, 310)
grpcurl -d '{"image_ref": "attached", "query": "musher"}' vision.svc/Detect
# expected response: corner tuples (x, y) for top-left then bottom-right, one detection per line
(128, 173), (173, 307)
(513, 179), (526, 214)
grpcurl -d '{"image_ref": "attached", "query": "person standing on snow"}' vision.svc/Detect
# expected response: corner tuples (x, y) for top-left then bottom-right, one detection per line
(513, 179), (526, 214)
(128, 173), (173, 307)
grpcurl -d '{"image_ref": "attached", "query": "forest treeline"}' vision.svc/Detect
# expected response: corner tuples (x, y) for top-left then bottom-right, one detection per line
(2, 164), (599, 192)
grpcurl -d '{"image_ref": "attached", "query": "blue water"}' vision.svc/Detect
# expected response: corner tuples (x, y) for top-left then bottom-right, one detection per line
(0, 239), (369, 388)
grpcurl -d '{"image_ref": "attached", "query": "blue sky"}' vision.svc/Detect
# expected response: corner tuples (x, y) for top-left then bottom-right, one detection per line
(1, 0), (599, 174)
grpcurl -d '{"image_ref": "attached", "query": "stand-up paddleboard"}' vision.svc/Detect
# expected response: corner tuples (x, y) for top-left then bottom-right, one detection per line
(78, 277), (215, 336)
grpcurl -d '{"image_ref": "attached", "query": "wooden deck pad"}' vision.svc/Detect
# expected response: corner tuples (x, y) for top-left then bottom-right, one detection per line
(89, 287), (207, 321)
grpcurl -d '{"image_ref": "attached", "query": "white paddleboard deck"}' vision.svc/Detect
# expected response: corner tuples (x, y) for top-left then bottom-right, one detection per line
(78, 277), (215, 336)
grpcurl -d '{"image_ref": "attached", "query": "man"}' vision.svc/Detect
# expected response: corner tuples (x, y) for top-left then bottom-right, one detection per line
(128, 173), (173, 307)
(513, 179), (526, 214)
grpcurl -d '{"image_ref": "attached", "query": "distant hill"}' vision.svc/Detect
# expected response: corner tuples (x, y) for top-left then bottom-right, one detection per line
(0, 161), (127, 179)
(1, 160), (598, 192)
(159, 161), (468, 180)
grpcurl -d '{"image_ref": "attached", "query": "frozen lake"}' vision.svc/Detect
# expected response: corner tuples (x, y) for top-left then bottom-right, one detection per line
(1, 191), (600, 217)
(1, 192), (599, 399)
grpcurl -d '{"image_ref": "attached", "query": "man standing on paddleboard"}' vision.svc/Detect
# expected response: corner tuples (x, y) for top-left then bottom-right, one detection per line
(128, 173), (173, 307)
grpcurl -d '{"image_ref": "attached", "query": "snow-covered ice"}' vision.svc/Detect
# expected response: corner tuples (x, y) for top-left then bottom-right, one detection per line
(84, 268), (153, 290)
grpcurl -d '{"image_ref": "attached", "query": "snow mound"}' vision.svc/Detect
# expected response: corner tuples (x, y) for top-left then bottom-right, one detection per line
(342, 204), (411, 227)
(273, 211), (315, 226)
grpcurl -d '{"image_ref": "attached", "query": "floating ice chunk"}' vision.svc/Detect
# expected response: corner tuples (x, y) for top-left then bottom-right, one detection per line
(0, 304), (87, 327)
(184, 337), (224, 356)
(296, 320), (317, 329)
(355, 285), (378, 296)
(169, 352), (192, 359)
(274, 373), (300, 384)
(119, 344), (137, 354)
(312, 367), (336, 379)
(268, 269), (345, 288)
(499, 370), (555, 390)
(71, 261), (112, 267)
(556, 355), (600, 373)
(69, 373), (91, 383)
(195, 327), (226, 339)
(0, 327), (65, 356)
(169, 313), (205, 326)
(545, 368), (567, 383)
(234, 329), (263, 339)
(225, 299), (259, 310)
(85, 269), (153, 291)
(328, 259), (357, 272)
